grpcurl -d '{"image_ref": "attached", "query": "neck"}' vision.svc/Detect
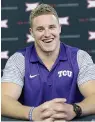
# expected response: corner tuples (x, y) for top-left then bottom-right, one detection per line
(35, 43), (60, 70)
(35, 43), (60, 62)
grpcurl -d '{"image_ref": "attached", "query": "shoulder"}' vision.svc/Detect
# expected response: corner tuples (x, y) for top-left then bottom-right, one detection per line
(1, 52), (25, 87)
(17, 42), (34, 56)
(77, 50), (95, 86)
(7, 52), (25, 66)
(62, 43), (79, 54)
(77, 50), (93, 68)
(61, 43), (79, 62)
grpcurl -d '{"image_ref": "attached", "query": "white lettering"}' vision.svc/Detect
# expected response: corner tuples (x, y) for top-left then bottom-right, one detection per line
(62, 70), (67, 76)
(67, 70), (72, 77)
(58, 71), (63, 77)
(58, 70), (72, 77)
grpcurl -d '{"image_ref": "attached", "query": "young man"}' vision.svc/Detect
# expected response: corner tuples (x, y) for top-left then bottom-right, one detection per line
(1, 4), (95, 121)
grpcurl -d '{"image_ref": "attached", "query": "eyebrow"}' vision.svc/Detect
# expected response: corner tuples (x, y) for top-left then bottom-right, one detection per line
(36, 26), (44, 29)
(36, 24), (56, 28)
(49, 24), (56, 27)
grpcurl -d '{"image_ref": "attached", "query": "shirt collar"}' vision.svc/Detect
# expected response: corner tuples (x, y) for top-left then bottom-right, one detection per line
(30, 45), (39, 63)
(58, 42), (68, 61)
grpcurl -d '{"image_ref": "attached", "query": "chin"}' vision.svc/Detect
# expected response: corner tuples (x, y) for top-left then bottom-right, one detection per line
(43, 47), (55, 53)
(42, 44), (56, 50)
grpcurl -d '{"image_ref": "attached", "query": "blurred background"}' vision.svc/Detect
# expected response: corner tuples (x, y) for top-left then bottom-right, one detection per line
(1, 0), (95, 75)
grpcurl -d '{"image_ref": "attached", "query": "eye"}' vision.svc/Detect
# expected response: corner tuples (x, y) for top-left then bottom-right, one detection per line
(49, 25), (56, 29)
(37, 27), (44, 32)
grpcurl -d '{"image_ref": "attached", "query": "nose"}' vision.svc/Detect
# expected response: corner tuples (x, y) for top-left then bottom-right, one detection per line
(44, 29), (51, 37)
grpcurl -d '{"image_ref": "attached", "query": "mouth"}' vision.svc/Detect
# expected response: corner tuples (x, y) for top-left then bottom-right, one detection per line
(42, 38), (54, 43)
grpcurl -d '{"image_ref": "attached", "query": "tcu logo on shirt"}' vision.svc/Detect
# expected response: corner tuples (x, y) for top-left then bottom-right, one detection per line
(58, 70), (72, 78)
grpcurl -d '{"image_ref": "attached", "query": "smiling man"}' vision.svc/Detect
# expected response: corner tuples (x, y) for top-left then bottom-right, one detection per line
(1, 4), (95, 121)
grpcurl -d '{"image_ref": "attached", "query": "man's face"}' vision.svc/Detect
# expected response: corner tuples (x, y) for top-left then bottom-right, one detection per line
(30, 14), (61, 53)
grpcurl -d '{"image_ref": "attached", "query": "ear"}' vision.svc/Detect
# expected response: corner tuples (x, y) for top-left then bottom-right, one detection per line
(29, 28), (34, 37)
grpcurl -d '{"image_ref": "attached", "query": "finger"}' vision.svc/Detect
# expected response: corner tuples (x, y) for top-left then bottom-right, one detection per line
(52, 98), (67, 103)
(52, 103), (66, 112)
(43, 117), (54, 122)
(41, 98), (67, 112)
(51, 113), (67, 119)
(54, 119), (66, 122)
(41, 109), (55, 119)
(41, 102), (50, 112)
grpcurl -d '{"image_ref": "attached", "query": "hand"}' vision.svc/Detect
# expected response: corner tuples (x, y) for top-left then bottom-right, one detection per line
(51, 103), (76, 121)
(32, 98), (66, 121)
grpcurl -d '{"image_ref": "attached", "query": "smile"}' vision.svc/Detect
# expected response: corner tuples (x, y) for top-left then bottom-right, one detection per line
(43, 38), (54, 43)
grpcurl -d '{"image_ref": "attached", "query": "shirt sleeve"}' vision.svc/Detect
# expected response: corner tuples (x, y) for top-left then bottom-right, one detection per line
(1, 52), (25, 87)
(77, 50), (95, 86)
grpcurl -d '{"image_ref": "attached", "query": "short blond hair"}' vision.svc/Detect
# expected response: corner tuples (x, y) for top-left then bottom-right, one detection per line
(29, 4), (59, 27)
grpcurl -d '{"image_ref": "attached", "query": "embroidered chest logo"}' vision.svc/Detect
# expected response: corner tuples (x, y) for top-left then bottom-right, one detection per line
(29, 74), (39, 79)
(58, 70), (72, 78)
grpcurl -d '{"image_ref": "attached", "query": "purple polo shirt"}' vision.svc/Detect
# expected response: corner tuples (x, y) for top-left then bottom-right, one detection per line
(18, 42), (84, 107)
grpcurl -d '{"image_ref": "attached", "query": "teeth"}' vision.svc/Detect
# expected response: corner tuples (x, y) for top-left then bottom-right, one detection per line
(46, 41), (51, 43)
(43, 39), (53, 43)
